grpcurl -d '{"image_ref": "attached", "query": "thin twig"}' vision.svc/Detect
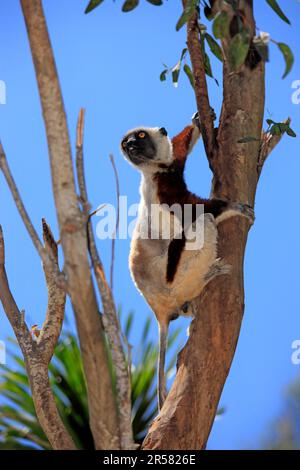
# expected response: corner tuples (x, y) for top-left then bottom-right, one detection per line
(0, 141), (66, 289)
(75, 108), (134, 450)
(109, 154), (120, 291)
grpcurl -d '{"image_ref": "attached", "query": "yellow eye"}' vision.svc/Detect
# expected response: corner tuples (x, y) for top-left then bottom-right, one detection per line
(138, 132), (146, 139)
(122, 141), (127, 148)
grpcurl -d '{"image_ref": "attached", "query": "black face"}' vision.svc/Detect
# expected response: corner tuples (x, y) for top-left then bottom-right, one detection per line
(121, 130), (157, 166)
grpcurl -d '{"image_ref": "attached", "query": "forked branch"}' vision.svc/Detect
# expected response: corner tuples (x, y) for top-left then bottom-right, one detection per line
(0, 225), (75, 449)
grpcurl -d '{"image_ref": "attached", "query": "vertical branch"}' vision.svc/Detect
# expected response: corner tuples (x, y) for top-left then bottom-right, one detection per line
(20, 0), (119, 449)
(75, 109), (134, 450)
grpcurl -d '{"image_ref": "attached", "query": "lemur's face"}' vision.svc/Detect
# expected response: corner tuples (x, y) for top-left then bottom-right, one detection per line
(121, 127), (173, 170)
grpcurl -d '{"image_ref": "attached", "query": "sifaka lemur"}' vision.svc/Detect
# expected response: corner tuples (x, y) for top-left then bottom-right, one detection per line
(121, 114), (254, 411)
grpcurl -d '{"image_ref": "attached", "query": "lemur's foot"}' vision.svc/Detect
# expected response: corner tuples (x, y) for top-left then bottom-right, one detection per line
(229, 202), (255, 225)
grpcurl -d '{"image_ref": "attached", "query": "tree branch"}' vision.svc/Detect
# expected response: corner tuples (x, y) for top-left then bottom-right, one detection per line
(183, 1), (215, 163)
(0, 225), (75, 449)
(257, 118), (291, 177)
(20, 0), (119, 449)
(75, 108), (134, 450)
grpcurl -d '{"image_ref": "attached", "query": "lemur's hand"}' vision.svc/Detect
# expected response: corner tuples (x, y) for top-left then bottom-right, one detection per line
(191, 111), (200, 128)
(192, 107), (216, 129)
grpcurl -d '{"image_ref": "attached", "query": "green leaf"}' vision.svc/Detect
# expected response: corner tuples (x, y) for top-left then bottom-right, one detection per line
(204, 52), (213, 77)
(238, 136), (260, 143)
(183, 64), (195, 88)
(286, 126), (296, 137)
(172, 62), (181, 86)
(204, 1), (214, 21)
(253, 35), (269, 62)
(146, 0), (163, 4)
(84, 0), (105, 14)
(265, 0), (291, 25)
(159, 69), (168, 81)
(212, 11), (229, 39)
(228, 32), (250, 70)
(270, 124), (281, 136)
(266, 118), (275, 126)
(122, 0), (139, 12)
(176, 0), (198, 32)
(277, 42), (294, 79)
(205, 33), (223, 61)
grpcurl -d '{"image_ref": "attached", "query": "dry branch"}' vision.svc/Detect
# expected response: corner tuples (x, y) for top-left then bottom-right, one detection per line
(0, 225), (75, 449)
(20, 0), (119, 449)
(0, 142), (65, 289)
(75, 109), (134, 450)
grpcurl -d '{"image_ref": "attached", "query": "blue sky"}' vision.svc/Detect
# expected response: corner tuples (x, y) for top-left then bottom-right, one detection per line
(0, 0), (299, 449)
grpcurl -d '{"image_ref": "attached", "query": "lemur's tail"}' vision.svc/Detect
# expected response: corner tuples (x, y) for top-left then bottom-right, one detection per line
(157, 321), (168, 412)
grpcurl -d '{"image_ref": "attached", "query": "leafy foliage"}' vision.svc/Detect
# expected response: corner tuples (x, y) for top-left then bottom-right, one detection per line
(85, 0), (163, 14)
(176, 0), (199, 32)
(0, 312), (180, 449)
(266, 119), (296, 138)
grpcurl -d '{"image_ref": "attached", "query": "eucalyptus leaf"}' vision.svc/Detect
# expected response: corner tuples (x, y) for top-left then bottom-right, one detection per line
(183, 64), (195, 89)
(84, 0), (105, 14)
(212, 11), (229, 39)
(205, 33), (223, 61)
(176, 0), (198, 31)
(122, 0), (139, 12)
(238, 136), (260, 143)
(228, 32), (250, 70)
(160, 69), (168, 81)
(286, 127), (296, 137)
(146, 0), (163, 4)
(265, 0), (291, 25)
(253, 38), (269, 62)
(277, 42), (294, 79)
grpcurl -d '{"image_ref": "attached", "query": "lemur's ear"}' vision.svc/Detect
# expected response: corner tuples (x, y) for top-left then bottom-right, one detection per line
(171, 125), (199, 167)
(159, 127), (168, 136)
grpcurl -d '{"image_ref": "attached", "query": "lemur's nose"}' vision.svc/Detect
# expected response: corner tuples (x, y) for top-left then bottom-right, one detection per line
(125, 137), (138, 149)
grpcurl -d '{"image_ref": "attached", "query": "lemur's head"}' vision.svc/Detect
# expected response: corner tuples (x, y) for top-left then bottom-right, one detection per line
(121, 127), (172, 170)
(121, 119), (200, 174)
